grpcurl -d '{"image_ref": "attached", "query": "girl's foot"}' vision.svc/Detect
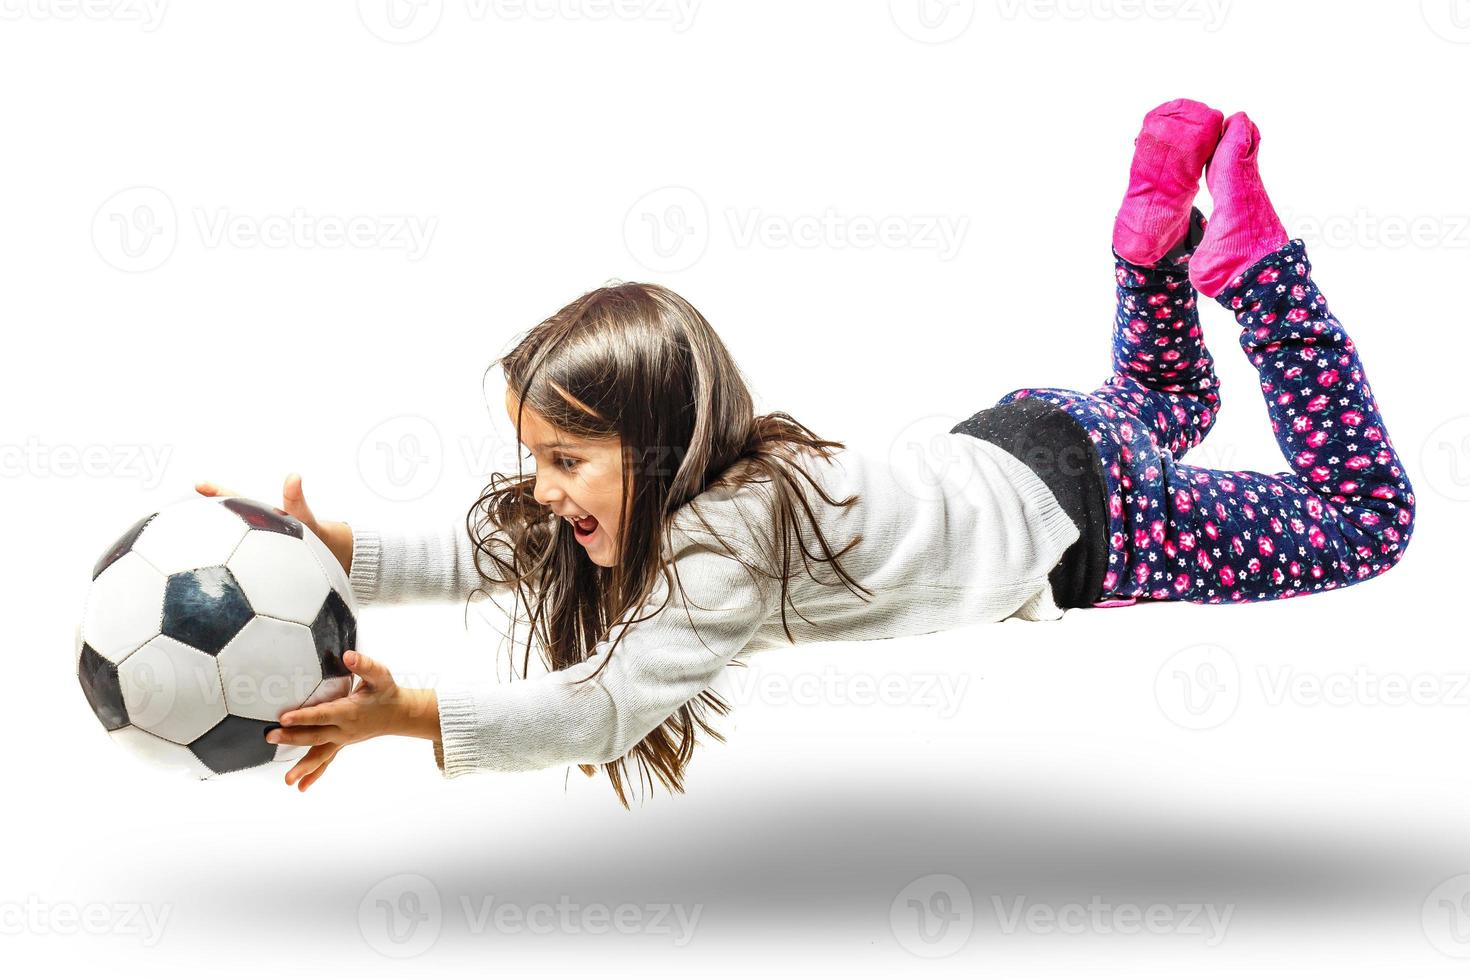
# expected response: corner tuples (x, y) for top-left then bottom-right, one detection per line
(1189, 111), (1290, 298)
(1112, 98), (1225, 267)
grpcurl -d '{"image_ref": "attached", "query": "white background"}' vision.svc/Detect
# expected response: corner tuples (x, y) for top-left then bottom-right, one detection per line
(6, 0), (1470, 975)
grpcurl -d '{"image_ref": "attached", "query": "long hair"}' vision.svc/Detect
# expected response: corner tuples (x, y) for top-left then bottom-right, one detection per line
(466, 282), (873, 807)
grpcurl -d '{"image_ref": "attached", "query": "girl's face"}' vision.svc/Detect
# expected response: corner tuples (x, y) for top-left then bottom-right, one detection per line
(505, 390), (625, 567)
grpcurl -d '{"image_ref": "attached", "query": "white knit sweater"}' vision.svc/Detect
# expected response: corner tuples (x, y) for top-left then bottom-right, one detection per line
(346, 434), (1080, 779)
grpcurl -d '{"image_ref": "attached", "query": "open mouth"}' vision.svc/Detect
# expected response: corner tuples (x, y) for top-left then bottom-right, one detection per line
(569, 514), (599, 543)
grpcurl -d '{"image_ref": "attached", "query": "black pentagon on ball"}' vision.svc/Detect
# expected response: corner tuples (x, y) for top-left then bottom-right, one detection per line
(93, 512), (158, 580)
(311, 589), (357, 680)
(161, 566), (254, 655)
(78, 643), (129, 731)
(222, 497), (304, 538)
(190, 715), (278, 775)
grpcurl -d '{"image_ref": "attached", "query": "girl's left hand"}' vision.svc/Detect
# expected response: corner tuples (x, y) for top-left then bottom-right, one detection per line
(284, 742), (343, 792)
(269, 650), (402, 791)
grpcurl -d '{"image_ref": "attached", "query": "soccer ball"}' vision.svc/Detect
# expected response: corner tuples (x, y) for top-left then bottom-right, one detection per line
(76, 496), (358, 779)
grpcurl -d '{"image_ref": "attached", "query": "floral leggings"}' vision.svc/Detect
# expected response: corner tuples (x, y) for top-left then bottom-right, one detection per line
(997, 210), (1416, 605)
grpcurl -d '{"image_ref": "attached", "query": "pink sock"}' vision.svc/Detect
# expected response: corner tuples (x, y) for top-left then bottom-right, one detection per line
(1189, 112), (1290, 298)
(1112, 98), (1225, 267)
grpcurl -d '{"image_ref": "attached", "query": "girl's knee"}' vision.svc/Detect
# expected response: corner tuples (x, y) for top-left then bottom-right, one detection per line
(1343, 490), (1415, 584)
(1186, 389), (1222, 449)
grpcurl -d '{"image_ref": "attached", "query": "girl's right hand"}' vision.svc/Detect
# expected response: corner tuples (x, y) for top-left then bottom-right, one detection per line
(195, 473), (354, 575)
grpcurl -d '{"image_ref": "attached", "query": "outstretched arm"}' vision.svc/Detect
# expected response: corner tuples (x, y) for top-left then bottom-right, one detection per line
(348, 509), (511, 606)
(273, 532), (776, 781)
(427, 536), (775, 776)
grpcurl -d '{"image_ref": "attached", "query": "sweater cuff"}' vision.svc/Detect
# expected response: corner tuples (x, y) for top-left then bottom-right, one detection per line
(347, 524), (383, 605)
(994, 447), (1084, 570)
(431, 681), (483, 779)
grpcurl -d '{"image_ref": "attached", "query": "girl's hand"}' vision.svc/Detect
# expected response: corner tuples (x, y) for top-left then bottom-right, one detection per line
(283, 742), (343, 792)
(195, 473), (353, 574)
(268, 651), (438, 790)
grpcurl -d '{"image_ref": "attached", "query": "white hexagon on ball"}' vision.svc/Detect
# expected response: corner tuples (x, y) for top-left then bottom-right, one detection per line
(130, 496), (251, 574)
(118, 635), (228, 743)
(110, 727), (215, 779)
(227, 529), (331, 625)
(217, 617), (323, 722)
(300, 526), (357, 619)
(82, 551), (166, 664)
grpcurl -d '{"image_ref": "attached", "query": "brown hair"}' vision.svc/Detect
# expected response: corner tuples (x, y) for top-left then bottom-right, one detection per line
(466, 282), (873, 807)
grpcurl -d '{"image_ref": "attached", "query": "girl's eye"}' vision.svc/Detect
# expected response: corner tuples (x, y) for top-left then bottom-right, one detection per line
(556, 456), (580, 472)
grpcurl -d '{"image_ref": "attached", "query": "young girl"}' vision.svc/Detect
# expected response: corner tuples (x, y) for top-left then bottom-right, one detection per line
(203, 99), (1415, 804)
